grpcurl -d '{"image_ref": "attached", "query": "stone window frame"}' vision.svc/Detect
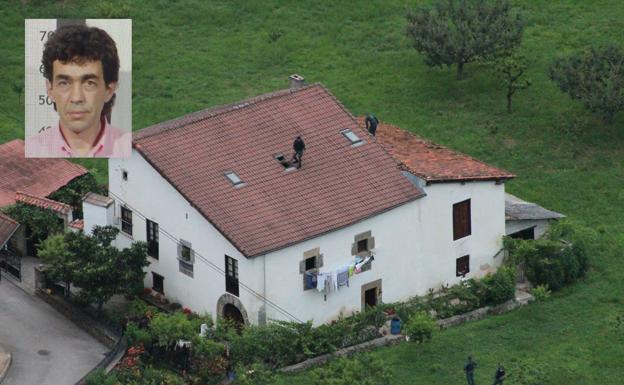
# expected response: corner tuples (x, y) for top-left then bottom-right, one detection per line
(351, 230), (376, 257)
(177, 239), (194, 277)
(299, 247), (324, 291)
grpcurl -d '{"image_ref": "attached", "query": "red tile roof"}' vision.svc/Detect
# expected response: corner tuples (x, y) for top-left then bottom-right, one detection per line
(134, 84), (424, 257)
(68, 218), (84, 230)
(0, 139), (87, 207)
(15, 191), (72, 215)
(0, 212), (19, 248)
(367, 120), (515, 183)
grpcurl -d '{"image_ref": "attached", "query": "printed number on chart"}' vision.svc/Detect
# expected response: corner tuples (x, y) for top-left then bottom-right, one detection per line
(39, 30), (54, 41)
(38, 95), (53, 106)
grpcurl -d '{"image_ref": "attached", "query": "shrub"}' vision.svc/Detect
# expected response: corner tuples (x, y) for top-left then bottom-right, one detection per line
(125, 322), (152, 347)
(308, 353), (391, 385)
(481, 266), (517, 305)
(404, 311), (436, 343)
(85, 369), (118, 385)
(530, 284), (551, 301)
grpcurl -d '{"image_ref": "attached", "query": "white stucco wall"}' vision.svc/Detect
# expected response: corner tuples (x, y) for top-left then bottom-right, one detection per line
(107, 152), (506, 326)
(262, 180), (507, 325)
(506, 219), (551, 239)
(83, 201), (114, 234)
(108, 151), (266, 323)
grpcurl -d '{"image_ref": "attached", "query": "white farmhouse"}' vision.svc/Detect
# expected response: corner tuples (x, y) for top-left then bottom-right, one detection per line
(86, 79), (519, 326)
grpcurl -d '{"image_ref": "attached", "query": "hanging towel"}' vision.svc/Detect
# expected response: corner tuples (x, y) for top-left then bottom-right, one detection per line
(337, 266), (349, 288)
(317, 273), (327, 292)
(304, 271), (317, 289)
(348, 265), (355, 277)
(324, 274), (333, 293)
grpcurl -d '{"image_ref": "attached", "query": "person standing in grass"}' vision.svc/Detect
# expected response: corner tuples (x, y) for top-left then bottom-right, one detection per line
(492, 363), (506, 385)
(464, 356), (477, 385)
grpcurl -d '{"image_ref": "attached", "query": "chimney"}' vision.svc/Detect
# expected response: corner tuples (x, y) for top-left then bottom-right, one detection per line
(289, 74), (305, 90)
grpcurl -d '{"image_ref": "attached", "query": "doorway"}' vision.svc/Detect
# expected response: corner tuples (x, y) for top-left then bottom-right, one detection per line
(361, 279), (382, 311)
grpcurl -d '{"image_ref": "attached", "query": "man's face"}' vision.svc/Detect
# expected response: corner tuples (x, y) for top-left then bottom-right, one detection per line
(46, 59), (116, 136)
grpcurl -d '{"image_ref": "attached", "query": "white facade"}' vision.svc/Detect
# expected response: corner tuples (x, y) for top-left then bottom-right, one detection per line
(102, 152), (507, 326)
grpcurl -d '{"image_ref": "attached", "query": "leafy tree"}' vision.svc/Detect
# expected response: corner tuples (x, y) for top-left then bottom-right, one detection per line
(404, 311), (436, 343)
(38, 234), (76, 296)
(38, 226), (148, 311)
(48, 173), (101, 219)
(2, 203), (64, 253)
(406, 0), (523, 79)
(495, 53), (531, 112)
(549, 44), (624, 123)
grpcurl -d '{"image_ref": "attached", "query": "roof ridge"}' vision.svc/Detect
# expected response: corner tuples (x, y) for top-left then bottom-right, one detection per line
(134, 83), (323, 141)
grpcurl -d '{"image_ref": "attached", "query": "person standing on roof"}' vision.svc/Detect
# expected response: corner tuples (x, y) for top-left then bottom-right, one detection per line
(292, 136), (306, 169)
(365, 114), (378, 136)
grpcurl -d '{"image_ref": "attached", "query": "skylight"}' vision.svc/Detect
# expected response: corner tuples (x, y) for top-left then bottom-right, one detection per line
(225, 171), (244, 186)
(341, 129), (362, 145)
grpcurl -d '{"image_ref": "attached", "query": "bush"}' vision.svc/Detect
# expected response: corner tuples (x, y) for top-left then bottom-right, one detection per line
(530, 284), (551, 302)
(125, 322), (153, 347)
(404, 311), (436, 343)
(481, 266), (517, 305)
(308, 353), (391, 385)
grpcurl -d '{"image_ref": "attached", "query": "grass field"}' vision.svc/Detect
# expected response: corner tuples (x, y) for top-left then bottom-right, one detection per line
(1, 1), (623, 383)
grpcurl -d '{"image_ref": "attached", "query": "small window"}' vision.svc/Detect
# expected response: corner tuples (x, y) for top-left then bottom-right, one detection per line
(305, 256), (316, 271)
(357, 239), (368, 253)
(121, 206), (133, 236)
(122, 170), (128, 181)
(453, 199), (471, 240)
(225, 255), (239, 296)
(225, 171), (244, 186)
(341, 129), (362, 145)
(274, 153), (295, 169)
(178, 240), (194, 277)
(146, 219), (159, 259)
(152, 272), (164, 294)
(456, 255), (470, 277)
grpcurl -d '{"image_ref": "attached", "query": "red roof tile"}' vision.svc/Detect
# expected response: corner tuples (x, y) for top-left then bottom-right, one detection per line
(68, 218), (84, 230)
(0, 212), (19, 248)
(366, 120), (515, 183)
(15, 191), (72, 215)
(0, 139), (87, 207)
(134, 84), (424, 257)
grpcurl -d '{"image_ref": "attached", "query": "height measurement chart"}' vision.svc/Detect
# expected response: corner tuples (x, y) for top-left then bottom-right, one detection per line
(24, 19), (132, 157)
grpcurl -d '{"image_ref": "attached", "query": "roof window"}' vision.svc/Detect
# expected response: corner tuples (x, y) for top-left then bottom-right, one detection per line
(274, 153), (297, 171)
(225, 171), (245, 187)
(341, 129), (363, 145)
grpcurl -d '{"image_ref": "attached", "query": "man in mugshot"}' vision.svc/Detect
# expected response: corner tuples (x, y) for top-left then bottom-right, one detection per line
(27, 24), (130, 158)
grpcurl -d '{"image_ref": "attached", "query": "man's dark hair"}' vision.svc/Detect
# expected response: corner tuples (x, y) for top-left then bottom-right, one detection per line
(42, 24), (120, 119)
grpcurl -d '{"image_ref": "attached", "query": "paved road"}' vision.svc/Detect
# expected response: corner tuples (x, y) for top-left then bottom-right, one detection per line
(0, 277), (108, 385)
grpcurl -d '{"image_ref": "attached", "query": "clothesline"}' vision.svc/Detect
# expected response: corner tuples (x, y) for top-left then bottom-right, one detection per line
(304, 254), (374, 300)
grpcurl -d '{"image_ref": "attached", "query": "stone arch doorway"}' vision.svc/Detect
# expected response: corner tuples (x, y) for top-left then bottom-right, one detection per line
(216, 293), (249, 329)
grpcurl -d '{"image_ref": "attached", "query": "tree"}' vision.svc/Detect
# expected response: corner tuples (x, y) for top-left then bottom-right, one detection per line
(48, 172), (101, 219)
(406, 0), (524, 79)
(38, 234), (76, 296)
(2, 203), (64, 252)
(495, 53), (531, 112)
(549, 44), (624, 123)
(38, 226), (149, 311)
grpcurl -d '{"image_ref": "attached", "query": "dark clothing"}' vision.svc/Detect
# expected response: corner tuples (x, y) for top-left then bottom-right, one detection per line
(292, 137), (305, 168)
(493, 367), (505, 385)
(365, 114), (379, 136)
(464, 360), (477, 385)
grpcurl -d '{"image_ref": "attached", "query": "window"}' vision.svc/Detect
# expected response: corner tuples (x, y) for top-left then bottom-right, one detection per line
(357, 239), (368, 253)
(352, 231), (375, 256)
(121, 206), (133, 236)
(453, 199), (471, 240)
(456, 255), (470, 277)
(341, 129), (362, 145)
(122, 170), (128, 181)
(225, 171), (245, 187)
(299, 248), (323, 291)
(152, 272), (164, 294)
(225, 255), (239, 296)
(146, 219), (159, 259)
(178, 240), (194, 277)
(274, 153), (295, 170)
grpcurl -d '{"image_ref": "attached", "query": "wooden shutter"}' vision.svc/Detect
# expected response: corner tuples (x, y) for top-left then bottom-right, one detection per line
(453, 199), (471, 240)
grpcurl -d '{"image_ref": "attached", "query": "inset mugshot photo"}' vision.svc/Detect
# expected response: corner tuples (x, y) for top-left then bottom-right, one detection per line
(25, 19), (131, 158)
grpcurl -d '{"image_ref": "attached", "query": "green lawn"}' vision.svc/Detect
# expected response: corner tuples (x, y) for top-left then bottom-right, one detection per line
(1, 1), (623, 383)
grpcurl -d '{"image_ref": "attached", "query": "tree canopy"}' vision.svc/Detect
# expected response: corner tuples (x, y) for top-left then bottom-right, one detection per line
(549, 44), (624, 123)
(406, 0), (524, 79)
